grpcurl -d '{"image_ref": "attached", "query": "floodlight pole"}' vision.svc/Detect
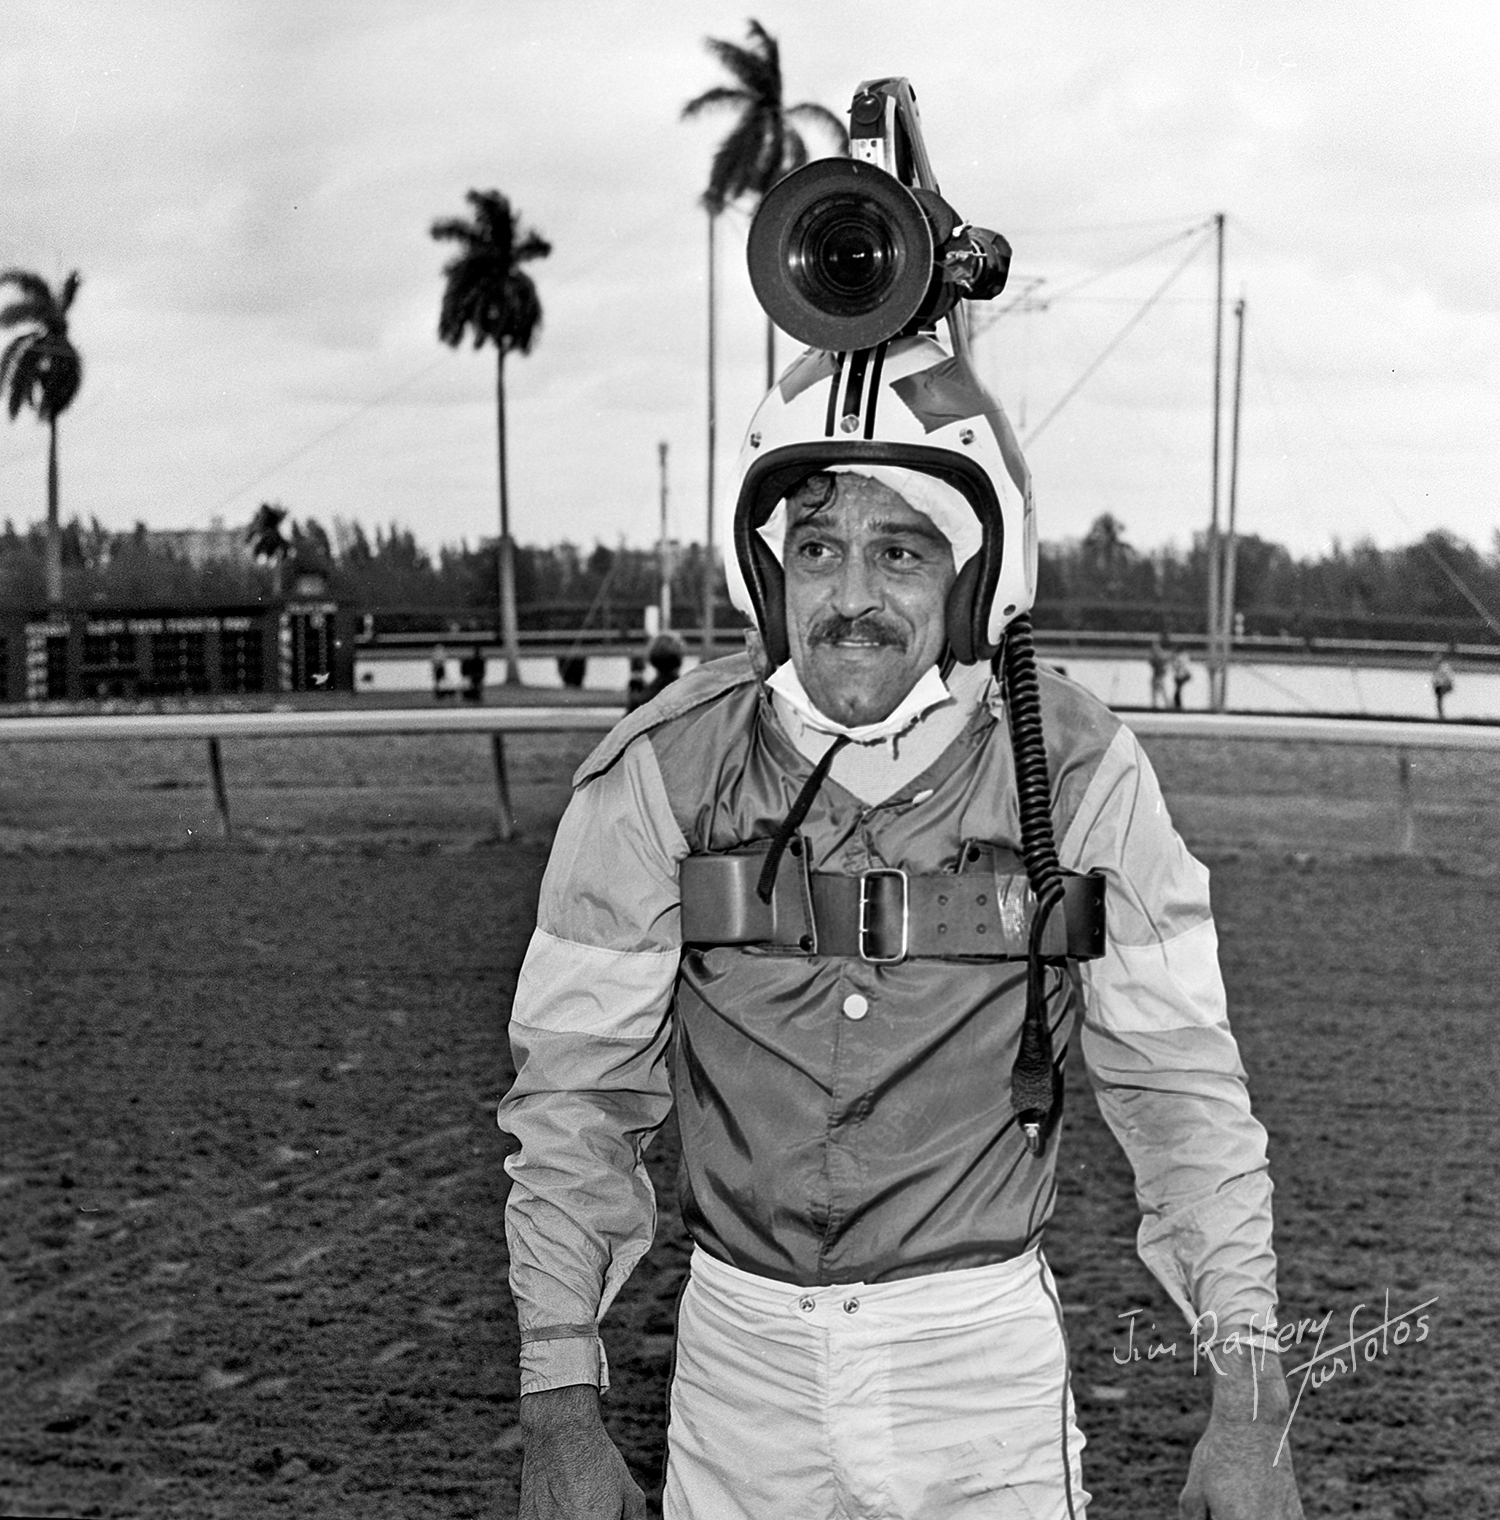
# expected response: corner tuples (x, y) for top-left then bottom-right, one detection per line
(658, 440), (672, 631)
(1221, 295), (1247, 710)
(702, 210), (718, 658)
(1206, 212), (1226, 710)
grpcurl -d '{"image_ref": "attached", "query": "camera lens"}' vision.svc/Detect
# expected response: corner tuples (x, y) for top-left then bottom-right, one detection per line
(787, 197), (899, 316)
(748, 158), (934, 351)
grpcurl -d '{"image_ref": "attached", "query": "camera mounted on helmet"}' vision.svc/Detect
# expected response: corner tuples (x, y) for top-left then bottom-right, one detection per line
(727, 78), (1035, 672)
(748, 81), (1012, 354)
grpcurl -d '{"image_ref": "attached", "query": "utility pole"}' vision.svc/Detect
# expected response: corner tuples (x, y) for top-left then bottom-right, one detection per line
(702, 212), (718, 658)
(657, 440), (672, 632)
(1221, 295), (1247, 712)
(1206, 212), (1226, 710)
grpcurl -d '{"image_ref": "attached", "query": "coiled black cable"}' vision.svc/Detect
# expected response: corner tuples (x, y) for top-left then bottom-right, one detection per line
(999, 613), (1067, 1154)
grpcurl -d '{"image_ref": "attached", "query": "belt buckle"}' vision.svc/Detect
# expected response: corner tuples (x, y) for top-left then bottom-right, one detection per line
(858, 869), (909, 963)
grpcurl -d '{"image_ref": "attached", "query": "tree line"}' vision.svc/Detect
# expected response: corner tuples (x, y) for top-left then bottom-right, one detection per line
(1033, 511), (1500, 644)
(3, 508), (1495, 647)
(5, 20), (1495, 653)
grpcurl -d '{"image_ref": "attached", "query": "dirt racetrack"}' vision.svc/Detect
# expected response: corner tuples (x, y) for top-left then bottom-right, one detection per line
(2, 724), (1498, 1517)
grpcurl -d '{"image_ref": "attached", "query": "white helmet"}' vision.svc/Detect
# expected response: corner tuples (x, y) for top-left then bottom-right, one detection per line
(724, 333), (1036, 669)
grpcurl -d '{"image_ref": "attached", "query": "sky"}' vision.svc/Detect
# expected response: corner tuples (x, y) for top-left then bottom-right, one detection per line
(1, 0), (1496, 563)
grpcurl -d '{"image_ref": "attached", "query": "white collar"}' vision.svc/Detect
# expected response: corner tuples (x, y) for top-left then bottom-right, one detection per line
(765, 661), (954, 744)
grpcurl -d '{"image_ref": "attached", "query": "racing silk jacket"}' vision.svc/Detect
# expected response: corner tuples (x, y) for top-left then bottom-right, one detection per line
(499, 654), (1277, 1394)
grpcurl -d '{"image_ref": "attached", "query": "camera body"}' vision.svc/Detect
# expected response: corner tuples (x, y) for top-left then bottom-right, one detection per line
(747, 78), (1011, 353)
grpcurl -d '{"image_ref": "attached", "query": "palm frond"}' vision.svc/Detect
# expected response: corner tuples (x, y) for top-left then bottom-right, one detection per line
(4, 343), (43, 419)
(701, 37), (773, 98)
(499, 274), (543, 356)
(786, 102), (850, 153)
(0, 330), (30, 385)
(438, 265), (491, 347)
(58, 270), (81, 314)
(430, 216), (479, 248)
(704, 109), (774, 208)
(746, 20), (782, 93)
(753, 117), (787, 195)
(681, 85), (753, 120)
(466, 190), (520, 255)
(0, 269), (56, 313)
(782, 129), (810, 177)
(0, 301), (44, 330)
(0, 331), (34, 404)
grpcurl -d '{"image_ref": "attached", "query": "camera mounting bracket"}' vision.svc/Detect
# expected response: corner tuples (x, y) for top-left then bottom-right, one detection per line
(847, 78), (970, 357)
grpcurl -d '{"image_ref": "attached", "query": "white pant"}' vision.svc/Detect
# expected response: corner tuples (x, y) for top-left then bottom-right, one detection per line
(663, 1246), (1089, 1520)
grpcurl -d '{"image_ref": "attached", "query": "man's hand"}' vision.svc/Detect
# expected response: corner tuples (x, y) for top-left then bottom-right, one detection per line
(518, 1384), (648, 1520)
(1180, 1346), (1304, 1519)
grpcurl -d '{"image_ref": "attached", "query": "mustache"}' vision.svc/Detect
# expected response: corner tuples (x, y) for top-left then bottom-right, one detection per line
(809, 614), (907, 650)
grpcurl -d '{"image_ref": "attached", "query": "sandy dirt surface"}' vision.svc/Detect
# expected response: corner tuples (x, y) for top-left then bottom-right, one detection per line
(2, 726), (1498, 1517)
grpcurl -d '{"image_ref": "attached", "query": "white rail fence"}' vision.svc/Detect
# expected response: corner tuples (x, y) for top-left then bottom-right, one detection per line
(2, 707), (1496, 845)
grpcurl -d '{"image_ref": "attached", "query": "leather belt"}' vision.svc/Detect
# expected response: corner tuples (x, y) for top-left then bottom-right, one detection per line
(679, 843), (1106, 962)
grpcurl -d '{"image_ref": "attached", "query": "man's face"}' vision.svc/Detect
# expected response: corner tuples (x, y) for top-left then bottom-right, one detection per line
(782, 473), (957, 728)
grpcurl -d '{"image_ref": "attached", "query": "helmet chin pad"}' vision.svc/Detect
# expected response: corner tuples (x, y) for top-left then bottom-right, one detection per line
(947, 553), (990, 666)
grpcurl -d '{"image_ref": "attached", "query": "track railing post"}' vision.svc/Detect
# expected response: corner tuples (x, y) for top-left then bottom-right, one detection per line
(1397, 749), (1416, 854)
(207, 736), (232, 840)
(491, 733), (516, 841)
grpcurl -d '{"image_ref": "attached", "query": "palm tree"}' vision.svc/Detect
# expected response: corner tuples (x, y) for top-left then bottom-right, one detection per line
(0, 269), (83, 610)
(682, 21), (847, 653)
(682, 19), (848, 389)
(431, 190), (551, 685)
(245, 501), (291, 599)
(1082, 512), (1132, 592)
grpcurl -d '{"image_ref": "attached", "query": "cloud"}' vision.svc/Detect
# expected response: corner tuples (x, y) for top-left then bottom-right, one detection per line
(0, 0), (1493, 559)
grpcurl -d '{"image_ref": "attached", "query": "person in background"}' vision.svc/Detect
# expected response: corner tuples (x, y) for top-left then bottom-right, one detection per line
(1431, 649), (1455, 720)
(1171, 646), (1192, 710)
(1148, 634), (1170, 709)
(624, 654), (647, 710)
(460, 645), (487, 703)
(626, 634), (684, 714)
(431, 643), (452, 701)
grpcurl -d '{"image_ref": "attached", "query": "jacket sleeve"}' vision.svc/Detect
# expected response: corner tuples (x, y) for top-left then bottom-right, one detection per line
(1060, 724), (1278, 1338)
(496, 735), (689, 1395)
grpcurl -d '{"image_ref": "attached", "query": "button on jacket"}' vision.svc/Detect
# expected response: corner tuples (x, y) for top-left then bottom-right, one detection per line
(498, 654), (1277, 1395)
